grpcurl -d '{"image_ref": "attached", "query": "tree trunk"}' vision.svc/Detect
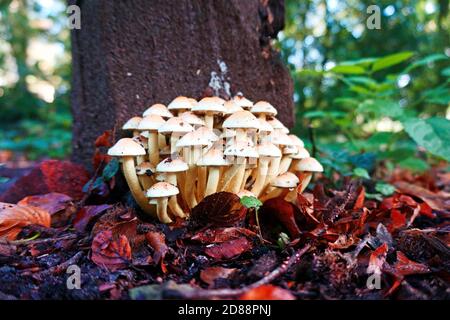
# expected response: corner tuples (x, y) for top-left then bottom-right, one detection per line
(70, 0), (294, 170)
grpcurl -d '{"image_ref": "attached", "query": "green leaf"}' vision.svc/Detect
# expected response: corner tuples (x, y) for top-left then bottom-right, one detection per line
(277, 232), (290, 250)
(397, 157), (429, 172)
(353, 167), (370, 179)
(422, 87), (450, 105)
(442, 67), (450, 77)
(375, 183), (396, 196)
(365, 193), (383, 201)
(372, 52), (414, 72)
(358, 99), (404, 119)
(102, 158), (120, 181)
(331, 64), (366, 75)
(402, 117), (450, 161)
(129, 285), (163, 300)
(405, 53), (448, 73)
(240, 196), (263, 209)
(296, 69), (323, 77)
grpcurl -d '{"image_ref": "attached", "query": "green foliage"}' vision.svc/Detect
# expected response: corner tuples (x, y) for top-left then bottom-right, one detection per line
(240, 196), (263, 210)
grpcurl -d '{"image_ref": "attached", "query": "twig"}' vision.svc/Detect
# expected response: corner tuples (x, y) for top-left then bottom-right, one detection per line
(176, 244), (311, 299)
(0, 233), (78, 246)
(30, 252), (84, 278)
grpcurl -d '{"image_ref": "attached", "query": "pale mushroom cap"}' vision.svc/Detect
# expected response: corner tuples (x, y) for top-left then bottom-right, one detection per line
(192, 97), (226, 113)
(223, 110), (260, 129)
(146, 182), (179, 198)
(176, 126), (219, 147)
(224, 140), (259, 158)
(295, 157), (324, 172)
(283, 145), (298, 155)
(237, 190), (256, 198)
(266, 131), (296, 146)
(290, 147), (310, 159)
(156, 157), (189, 173)
(133, 135), (148, 149)
(223, 100), (244, 114)
(197, 147), (230, 166)
(271, 172), (300, 188)
(187, 98), (198, 107)
(179, 111), (206, 126)
(158, 117), (194, 134)
(138, 115), (166, 131)
(258, 119), (274, 133)
(122, 117), (142, 130)
(251, 101), (278, 116)
(108, 138), (146, 156)
(136, 162), (155, 176)
(167, 96), (192, 111)
(233, 95), (253, 108)
(289, 134), (305, 147)
(257, 142), (282, 158)
(143, 103), (174, 118)
(268, 118), (289, 134)
(220, 128), (237, 138)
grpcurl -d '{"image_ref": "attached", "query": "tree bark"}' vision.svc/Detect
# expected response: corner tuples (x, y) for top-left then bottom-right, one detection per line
(70, 0), (294, 169)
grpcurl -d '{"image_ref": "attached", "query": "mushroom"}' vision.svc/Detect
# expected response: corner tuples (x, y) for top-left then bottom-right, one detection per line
(122, 116), (142, 137)
(267, 117), (290, 134)
(278, 145), (298, 175)
(232, 94), (253, 109)
(158, 117), (194, 156)
(191, 97), (226, 130)
(143, 103), (174, 118)
(108, 138), (155, 216)
(288, 147), (310, 172)
(132, 134), (148, 165)
(237, 190), (256, 198)
(167, 96), (192, 116)
(146, 182), (179, 223)
(156, 157), (188, 218)
(137, 115), (166, 167)
(250, 142), (281, 197)
(223, 110), (260, 143)
(223, 100), (244, 115)
(197, 146), (230, 197)
(250, 101), (278, 122)
(136, 161), (155, 190)
(293, 157), (324, 193)
(179, 111), (206, 128)
(259, 172), (299, 203)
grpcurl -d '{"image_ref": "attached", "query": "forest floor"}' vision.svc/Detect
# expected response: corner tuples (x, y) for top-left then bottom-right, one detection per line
(0, 154), (449, 300)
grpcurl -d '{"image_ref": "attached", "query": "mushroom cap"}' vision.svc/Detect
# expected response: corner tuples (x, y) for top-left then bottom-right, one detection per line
(295, 157), (324, 172)
(122, 117), (142, 130)
(133, 135), (148, 149)
(289, 134), (305, 147)
(251, 101), (278, 116)
(176, 126), (219, 147)
(237, 190), (256, 198)
(258, 119), (274, 133)
(146, 182), (179, 198)
(223, 110), (260, 129)
(197, 147), (230, 166)
(283, 145), (298, 155)
(136, 162), (155, 176)
(167, 96), (192, 111)
(108, 138), (146, 156)
(233, 95), (253, 109)
(257, 142), (282, 158)
(266, 131), (296, 146)
(143, 103), (174, 118)
(192, 97), (226, 114)
(223, 100), (244, 114)
(290, 147), (310, 159)
(158, 117), (194, 134)
(187, 98), (198, 107)
(224, 140), (259, 158)
(156, 157), (188, 173)
(271, 172), (299, 188)
(268, 118), (289, 134)
(220, 128), (237, 139)
(179, 111), (205, 126)
(138, 115), (166, 131)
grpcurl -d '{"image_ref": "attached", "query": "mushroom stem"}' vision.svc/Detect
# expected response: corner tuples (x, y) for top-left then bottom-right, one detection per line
(170, 134), (179, 155)
(226, 157), (246, 194)
(185, 147), (200, 208)
(166, 173), (186, 218)
(148, 131), (159, 166)
(263, 156), (281, 191)
(159, 134), (167, 149)
(197, 166), (207, 201)
(219, 162), (240, 192)
(240, 167), (252, 191)
(205, 167), (220, 196)
(122, 157), (156, 216)
(250, 157), (270, 197)
(297, 172), (313, 193)
(138, 175), (154, 190)
(133, 130), (140, 137)
(259, 188), (290, 203)
(156, 198), (173, 223)
(278, 157), (292, 175)
(205, 113), (214, 129)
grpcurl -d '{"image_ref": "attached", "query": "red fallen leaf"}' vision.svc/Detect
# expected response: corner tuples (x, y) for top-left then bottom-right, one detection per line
(296, 192), (319, 224)
(93, 150), (111, 171)
(353, 186), (365, 210)
(240, 285), (295, 300)
(91, 230), (131, 271)
(73, 204), (111, 232)
(0, 160), (90, 203)
(394, 181), (449, 212)
(200, 266), (237, 286)
(367, 243), (388, 275)
(95, 130), (113, 148)
(390, 209), (407, 232)
(191, 227), (256, 243)
(190, 192), (247, 228)
(17, 193), (72, 215)
(260, 198), (302, 238)
(204, 237), (252, 260)
(394, 251), (430, 276)
(145, 231), (168, 266)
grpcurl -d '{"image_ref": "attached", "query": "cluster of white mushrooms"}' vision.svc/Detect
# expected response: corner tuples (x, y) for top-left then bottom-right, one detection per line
(108, 95), (323, 223)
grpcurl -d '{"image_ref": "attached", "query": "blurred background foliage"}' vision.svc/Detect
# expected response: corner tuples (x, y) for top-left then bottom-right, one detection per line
(0, 0), (448, 177)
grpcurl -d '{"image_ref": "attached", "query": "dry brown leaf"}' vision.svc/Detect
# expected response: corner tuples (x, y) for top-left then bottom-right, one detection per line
(394, 181), (450, 211)
(0, 203), (51, 240)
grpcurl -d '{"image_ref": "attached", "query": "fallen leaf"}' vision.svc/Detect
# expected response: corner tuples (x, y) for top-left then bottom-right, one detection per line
(204, 237), (252, 260)
(353, 186), (366, 210)
(145, 231), (168, 265)
(367, 243), (388, 275)
(260, 198), (302, 238)
(200, 266), (237, 286)
(0, 203), (51, 240)
(394, 181), (449, 211)
(240, 285), (296, 300)
(17, 193), (72, 215)
(191, 227), (256, 244)
(390, 209), (407, 232)
(190, 192), (247, 228)
(73, 204), (111, 232)
(91, 230), (131, 271)
(394, 251), (430, 276)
